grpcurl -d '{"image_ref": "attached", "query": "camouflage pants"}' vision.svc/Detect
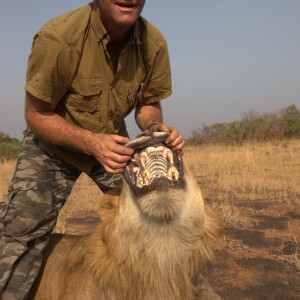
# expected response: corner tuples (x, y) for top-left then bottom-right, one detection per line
(0, 129), (122, 300)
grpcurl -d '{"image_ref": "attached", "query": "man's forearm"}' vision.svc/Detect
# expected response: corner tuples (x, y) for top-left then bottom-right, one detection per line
(28, 110), (96, 154)
(25, 92), (96, 155)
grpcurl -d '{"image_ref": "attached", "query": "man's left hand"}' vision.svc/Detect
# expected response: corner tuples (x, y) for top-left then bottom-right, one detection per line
(148, 122), (185, 151)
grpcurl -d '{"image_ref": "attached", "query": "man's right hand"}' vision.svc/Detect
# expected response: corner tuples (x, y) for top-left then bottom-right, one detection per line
(88, 134), (134, 174)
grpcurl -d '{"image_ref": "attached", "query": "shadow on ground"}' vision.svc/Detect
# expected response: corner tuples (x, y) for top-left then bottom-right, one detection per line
(203, 201), (300, 300)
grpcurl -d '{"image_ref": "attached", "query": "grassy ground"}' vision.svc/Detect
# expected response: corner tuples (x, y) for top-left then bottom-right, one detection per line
(1, 140), (299, 299)
(183, 140), (300, 299)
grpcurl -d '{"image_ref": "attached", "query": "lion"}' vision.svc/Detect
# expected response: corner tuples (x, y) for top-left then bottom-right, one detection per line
(30, 132), (223, 300)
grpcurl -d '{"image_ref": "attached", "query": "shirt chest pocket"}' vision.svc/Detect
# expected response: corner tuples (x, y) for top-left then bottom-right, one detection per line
(64, 77), (104, 132)
(70, 77), (102, 102)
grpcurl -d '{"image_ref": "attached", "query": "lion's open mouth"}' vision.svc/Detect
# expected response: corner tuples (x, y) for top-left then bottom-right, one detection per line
(124, 131), (184, 195)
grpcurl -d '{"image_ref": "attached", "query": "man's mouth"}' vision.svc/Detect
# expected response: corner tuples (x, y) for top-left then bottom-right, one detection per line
(114, 1), (136, 10)
(116, 3), (135, 7)
(124, 132), (184, 195)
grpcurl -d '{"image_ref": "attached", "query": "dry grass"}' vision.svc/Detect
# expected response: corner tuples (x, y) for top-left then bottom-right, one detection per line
(0, 160), (16, 201)
(183, 140), (300, 230)
(184, 140), (300, 204)
(1, 140), (299, 228)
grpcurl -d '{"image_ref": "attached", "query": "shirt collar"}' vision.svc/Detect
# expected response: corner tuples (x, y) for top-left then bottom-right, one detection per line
(132, 18), (142, 46)
(91, 8), (108, 43)
(90, 7), (142, 46)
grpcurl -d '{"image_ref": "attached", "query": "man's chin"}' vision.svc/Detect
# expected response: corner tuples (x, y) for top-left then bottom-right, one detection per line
(114, 14), (140, 27)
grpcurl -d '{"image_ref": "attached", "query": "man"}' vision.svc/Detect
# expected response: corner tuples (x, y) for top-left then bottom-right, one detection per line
(0, 1), (219, 299)
(0, 1), (183, 298)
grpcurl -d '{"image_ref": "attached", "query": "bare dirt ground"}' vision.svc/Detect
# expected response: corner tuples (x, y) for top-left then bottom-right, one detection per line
(55, 173), (299, 300)
(202, 198), (300, 300)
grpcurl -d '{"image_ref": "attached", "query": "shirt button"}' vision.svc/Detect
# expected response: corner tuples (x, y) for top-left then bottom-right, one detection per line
(108, 111), (114, 119)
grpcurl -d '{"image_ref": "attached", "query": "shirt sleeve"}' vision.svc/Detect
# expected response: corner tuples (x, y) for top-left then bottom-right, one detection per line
(138, 38), (172, 105)
(25, 28), (76, 105)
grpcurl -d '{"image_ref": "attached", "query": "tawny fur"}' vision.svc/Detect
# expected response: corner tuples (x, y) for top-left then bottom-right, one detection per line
(31, 163), (223, 300)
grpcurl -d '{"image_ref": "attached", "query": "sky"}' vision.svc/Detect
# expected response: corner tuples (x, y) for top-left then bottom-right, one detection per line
(0, 1), (299, 140)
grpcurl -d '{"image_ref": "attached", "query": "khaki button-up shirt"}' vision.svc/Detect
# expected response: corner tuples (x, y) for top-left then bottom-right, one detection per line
(26, 3), (172, 173)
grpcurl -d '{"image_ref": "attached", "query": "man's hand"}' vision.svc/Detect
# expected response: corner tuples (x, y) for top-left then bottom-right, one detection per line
(88, 134), (135, 174)
(135, 103), (185, 152)
(148, 122), (185, 151)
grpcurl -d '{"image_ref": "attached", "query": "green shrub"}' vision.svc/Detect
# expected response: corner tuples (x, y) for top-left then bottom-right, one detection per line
(0, 132), (21, 161)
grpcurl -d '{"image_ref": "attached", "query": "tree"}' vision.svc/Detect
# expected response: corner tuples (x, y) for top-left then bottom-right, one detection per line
(0, 132), (21, 161)
(187, 104), (300, 145)
(280, 104), (300, 138)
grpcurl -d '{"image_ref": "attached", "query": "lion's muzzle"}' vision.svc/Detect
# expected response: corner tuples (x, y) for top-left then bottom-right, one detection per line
(124, 131), (184, 195)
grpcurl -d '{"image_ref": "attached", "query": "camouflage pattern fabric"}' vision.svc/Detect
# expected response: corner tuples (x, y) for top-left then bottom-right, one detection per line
(0, 129), (122, 300)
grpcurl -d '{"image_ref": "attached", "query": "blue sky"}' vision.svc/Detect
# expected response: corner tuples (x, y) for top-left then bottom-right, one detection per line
(0, 1), (299, 140)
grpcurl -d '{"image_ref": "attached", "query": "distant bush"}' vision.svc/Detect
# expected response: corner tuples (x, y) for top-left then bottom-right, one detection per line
(0, 132), (21, 161)
(187, 104), (300, 145)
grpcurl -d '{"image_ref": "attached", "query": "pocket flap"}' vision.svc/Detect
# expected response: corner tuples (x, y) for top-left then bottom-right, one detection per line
(71, 77), (102, 96)
(67, 97), (98, 112)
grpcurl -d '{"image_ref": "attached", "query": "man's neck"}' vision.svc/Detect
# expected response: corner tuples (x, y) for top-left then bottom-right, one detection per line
(106, 26), (130, 43)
